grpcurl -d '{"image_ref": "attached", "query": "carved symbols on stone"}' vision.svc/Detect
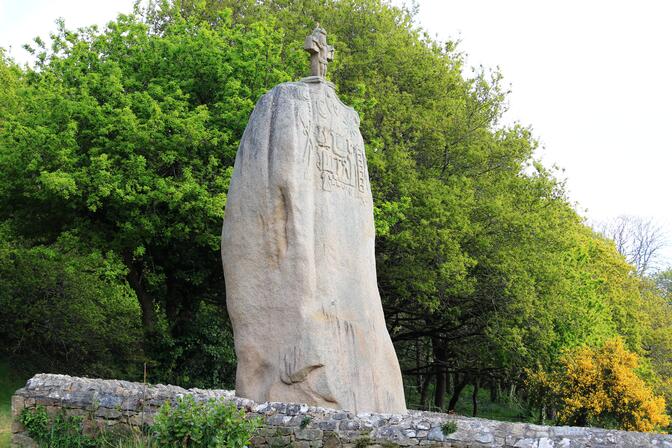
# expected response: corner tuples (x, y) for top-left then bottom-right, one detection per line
(303, 84), (369, 197)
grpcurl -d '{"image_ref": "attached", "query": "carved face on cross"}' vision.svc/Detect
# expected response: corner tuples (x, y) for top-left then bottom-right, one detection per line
(304, 23), (335, 78)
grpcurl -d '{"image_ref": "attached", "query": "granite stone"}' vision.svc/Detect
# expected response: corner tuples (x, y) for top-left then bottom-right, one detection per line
(221, 76), (406, 414)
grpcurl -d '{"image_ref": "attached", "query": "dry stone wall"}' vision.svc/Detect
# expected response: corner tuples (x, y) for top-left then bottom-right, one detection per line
(11, 374), (672, 448)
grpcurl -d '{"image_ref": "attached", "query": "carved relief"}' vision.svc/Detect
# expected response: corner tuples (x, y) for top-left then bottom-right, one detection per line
(304, 85), (369, 197)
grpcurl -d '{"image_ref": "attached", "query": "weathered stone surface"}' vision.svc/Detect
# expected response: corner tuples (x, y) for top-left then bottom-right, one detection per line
(12, 374), (672, 448)
(304, 24), (334, 78)
(11, 432), (37, 448)
(11, 395), (24, 418)
(221, 78), (406, 414)
(295, 428), (324, 441)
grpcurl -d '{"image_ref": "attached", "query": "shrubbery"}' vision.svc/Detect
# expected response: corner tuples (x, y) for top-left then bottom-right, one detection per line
(20, 406), (97, 448)
(527, 338), (671, 432)
(0, 227), (143, 379)
(153, 395), (259, 447)
(148, 302), (237, 390)
(19, 396), (258, 447)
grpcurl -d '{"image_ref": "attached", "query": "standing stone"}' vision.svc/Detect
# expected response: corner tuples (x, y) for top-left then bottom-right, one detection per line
(221, 28), (406, 414)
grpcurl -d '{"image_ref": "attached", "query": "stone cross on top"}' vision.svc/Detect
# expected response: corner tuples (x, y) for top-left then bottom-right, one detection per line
(304, 23), (334, 78)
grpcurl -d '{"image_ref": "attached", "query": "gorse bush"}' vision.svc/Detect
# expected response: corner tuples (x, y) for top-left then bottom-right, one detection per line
(153, 395), (260, 447)
(527, 338), (671, 432)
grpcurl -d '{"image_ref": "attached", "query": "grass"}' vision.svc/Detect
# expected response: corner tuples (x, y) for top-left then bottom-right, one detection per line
(405, 383), (536, 423)
(453, 385), (535, 422)
(0, 360), (29, 448)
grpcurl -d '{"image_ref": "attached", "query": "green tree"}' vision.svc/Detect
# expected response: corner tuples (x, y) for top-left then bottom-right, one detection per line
(653, 269), (672, 301)
(0, 225), (143, 377)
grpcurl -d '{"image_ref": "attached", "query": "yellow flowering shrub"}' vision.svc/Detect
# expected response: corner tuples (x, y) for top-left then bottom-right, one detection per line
(528, 338), (670, 432)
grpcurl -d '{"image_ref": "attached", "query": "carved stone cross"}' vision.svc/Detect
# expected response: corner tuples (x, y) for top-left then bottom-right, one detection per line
(304, 23), (334, 78)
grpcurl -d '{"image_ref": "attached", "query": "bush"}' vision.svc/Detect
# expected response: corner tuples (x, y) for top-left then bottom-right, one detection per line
(527, 338), (671, 431)
(152, 395), (259, 447)
(0, 227), (144, 379)
(441, 420), (458, 435)
(20, 406), (97, 448)
(19, 397), (259, 447)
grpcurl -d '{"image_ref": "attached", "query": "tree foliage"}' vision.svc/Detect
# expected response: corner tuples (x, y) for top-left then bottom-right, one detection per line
(0, 225), (143, 377)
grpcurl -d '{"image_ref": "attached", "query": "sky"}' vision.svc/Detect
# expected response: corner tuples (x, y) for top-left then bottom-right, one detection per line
(1, 0), (671, 266)
(405, 0), (672, 267)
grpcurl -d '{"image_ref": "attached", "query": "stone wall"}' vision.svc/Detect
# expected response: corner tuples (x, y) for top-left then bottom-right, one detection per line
(11, 374), (672, 448)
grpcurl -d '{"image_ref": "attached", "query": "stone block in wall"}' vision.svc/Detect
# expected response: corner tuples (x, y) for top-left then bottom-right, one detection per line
(318, 420), (338, 431)
(11, 392), (26, 436)
(65, 408), (89, 418)
(127, 412), (154, 427)
(11, 419), (25, 435)
(267, 435), (291, 446)
(259, 427), (294, 437)
(11, 432), (37, 448)
(11, 395), (24, 418)
(322, 431), (342, 448)
(426, 426), (444, 442)
(294, 428), (324, 441)
(95, 407), (122, 419)
(308, 439), (323, 448)
(82, 418), (105, 436)
(292, 441), (313, 448)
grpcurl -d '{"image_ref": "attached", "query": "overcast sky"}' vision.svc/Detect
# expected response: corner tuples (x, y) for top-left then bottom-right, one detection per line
(1, 0), (670, 266)
(407, 0), (672, 267)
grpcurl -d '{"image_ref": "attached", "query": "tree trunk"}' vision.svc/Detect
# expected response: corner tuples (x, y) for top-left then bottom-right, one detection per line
(489, 380), (499, 402)
(432, 338), (447, 410)
(472, 377), (480, 417)
(448, 374), (468, 411)
(419, 370), (433, 410)
(165, 273), (197, 340)
(415, 339), (421, 391)
(548, 406), (557, 420)
(127, 263), (155, 334)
